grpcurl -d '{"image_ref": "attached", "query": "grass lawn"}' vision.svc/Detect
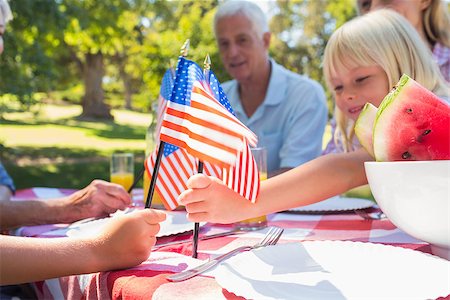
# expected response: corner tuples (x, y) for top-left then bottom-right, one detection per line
(1, 104), (152, 189)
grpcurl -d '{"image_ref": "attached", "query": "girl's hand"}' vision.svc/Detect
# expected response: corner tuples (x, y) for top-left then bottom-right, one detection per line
(178, 174), (254, 224)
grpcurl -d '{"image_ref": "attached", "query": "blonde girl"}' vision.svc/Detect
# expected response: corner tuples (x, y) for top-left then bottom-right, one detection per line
(179, 9), (449, 225)
(323, 9), (449, 154)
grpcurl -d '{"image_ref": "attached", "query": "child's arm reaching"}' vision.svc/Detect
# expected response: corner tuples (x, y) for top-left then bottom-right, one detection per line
(0, 209), (166, 285)
(180, 149), (372, 224)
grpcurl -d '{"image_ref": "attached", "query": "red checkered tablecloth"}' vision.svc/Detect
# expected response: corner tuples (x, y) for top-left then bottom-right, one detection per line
(12, 188), (447, 300)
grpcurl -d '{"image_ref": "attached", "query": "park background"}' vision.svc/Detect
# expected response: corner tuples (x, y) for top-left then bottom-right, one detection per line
(1, 0), (389, 198)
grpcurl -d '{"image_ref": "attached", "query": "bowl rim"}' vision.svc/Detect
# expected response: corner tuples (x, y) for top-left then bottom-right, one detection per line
(365, 160), (450, 166)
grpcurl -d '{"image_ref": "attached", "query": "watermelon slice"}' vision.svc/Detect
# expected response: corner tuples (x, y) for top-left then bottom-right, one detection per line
(373, 74), (450, 161)
(355, 102), (377, 158)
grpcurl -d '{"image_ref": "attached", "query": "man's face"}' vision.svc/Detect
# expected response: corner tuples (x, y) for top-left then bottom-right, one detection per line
(215, 14), (270, 83)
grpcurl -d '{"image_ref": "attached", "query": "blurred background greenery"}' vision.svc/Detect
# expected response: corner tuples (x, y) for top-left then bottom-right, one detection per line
(1, 0), (374, 198)
(1, 104), (149, 189)
(1, 0), (357, 116)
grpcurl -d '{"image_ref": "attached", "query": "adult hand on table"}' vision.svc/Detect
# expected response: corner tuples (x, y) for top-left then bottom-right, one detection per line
(0, 180), (131, 231)
(62, 179), (132, 222)
(0, 209), (166, 285)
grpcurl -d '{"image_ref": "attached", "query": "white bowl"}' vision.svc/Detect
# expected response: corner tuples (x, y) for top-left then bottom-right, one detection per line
(365, 161), (450, 260)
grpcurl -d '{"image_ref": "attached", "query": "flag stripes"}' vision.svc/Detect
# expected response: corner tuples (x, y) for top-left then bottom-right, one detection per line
(146, 57), (260, 210)
(145, 147), (196, 210)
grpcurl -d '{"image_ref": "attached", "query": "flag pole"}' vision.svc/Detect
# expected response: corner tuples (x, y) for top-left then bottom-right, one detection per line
(191, 54), (211, 258)
(145, 141), (165, 208)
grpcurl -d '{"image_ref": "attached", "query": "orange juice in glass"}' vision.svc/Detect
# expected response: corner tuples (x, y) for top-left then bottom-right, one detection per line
(110, 153), (134, 192)
(235, 147), (268, 230)
(143, 171), (165, 208)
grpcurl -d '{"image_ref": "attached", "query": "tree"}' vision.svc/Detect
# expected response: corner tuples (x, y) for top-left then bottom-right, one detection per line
(270, 0), (356, 82)
(270, 0), (356, 114)
(62, 0), (150, 119)
(0, 0), (67, 107)
(1, 0), (356, 118)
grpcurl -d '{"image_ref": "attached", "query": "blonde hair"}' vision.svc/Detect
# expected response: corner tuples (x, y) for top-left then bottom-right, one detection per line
(323, 9), (449, 152)
(0, 0), (13, 24)
(423, 0), (450, 47)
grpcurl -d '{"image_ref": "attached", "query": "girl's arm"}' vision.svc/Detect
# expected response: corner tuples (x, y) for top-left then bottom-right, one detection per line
(0, 209), (166, 285)
(180, 149), (372, 223)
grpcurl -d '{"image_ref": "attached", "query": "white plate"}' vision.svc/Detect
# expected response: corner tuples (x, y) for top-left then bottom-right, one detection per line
(289, 196), (374, 213)
(67, 210), (203, 238)
(213, 241), (450, 300)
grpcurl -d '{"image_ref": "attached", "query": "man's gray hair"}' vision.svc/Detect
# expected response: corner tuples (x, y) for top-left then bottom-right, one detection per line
(214, 0), (269, 38)
(0, 0), (13, 23)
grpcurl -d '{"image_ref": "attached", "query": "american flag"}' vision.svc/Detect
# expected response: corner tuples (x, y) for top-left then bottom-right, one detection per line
(144, 67), (221, 210)
(144, 68), (196, 210)
(206, 70), (260, 202)
(160, 57), (257, 167)
(154, 68), (175, 138)
(160, 57), (260, 202)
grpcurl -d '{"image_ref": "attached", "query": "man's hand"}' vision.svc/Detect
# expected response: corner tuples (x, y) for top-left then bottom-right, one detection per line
(62, 180), (132, 223)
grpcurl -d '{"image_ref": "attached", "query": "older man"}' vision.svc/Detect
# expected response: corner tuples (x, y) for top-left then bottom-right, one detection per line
(214, 0), (328, 176)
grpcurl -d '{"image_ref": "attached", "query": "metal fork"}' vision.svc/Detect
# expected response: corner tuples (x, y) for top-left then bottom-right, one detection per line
(167, 226), (284, 282)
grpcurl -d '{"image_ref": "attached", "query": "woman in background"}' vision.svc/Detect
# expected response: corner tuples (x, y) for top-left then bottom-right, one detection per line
(356, 0), (450, 82)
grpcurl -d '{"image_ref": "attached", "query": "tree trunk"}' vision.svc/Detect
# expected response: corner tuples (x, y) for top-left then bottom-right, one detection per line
(118, 57), (133, 110)
(81, 52), (113, 120)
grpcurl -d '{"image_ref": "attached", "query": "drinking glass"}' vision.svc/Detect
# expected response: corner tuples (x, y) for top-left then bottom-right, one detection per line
(143, 171), (165, 208)
(110, 153), (134, 191)
(234, 147), (268, 230)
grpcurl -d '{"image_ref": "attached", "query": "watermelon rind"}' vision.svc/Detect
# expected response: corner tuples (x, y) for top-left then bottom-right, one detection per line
(355, 102), (377, 158)
(373, 74), (410, 161)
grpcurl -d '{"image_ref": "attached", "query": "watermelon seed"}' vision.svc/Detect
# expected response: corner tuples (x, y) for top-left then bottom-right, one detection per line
(402, 152), (411, 159)
(422, 129), (431, 136)
(405, 108), (413, 113)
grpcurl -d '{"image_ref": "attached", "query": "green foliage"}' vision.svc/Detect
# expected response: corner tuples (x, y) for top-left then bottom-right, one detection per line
(2, 0), (355, 115)
(270, 0), (356, 116)
(49, 84), (84, 105)
(0, 0), (70, 100)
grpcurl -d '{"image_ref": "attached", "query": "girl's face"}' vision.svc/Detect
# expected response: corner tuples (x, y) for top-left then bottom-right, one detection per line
(330, 65), (389, 121)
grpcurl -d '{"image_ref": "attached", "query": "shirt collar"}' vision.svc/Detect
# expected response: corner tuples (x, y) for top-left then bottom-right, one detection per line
(263, 58), (286, 106)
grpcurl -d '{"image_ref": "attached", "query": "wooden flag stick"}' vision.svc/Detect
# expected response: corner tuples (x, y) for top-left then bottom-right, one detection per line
(145, 141), (166, 209)
(192, 160), (204, 258)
